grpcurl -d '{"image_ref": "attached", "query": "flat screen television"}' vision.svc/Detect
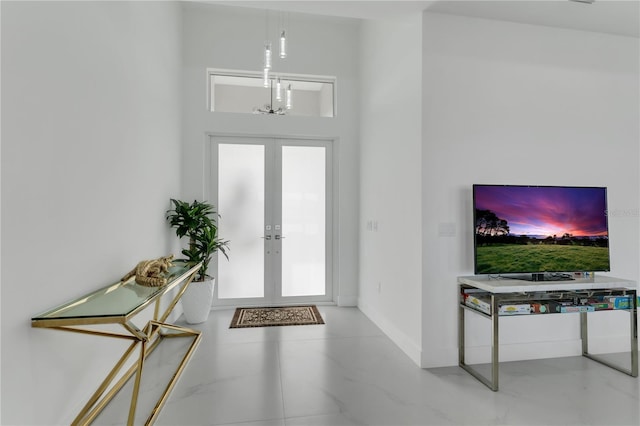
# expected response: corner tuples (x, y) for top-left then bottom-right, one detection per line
(473, 184), (610, 281)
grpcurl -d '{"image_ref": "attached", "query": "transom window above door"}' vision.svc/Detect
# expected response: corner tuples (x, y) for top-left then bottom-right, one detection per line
(208, 69), (336, 117)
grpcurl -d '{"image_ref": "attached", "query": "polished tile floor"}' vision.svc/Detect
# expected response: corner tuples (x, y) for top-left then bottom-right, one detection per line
(96, 306), (639, 426)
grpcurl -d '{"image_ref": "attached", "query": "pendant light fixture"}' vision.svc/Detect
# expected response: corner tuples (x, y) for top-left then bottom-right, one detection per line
(255, 78), (286, 115)
(256, 9), (292, 114)
(276, 77), (283, 102)
(264, 41), (272, 70)
(286, 84), (292, 110)
(279, 30), (287, 59)
(279, 11), (287, 59)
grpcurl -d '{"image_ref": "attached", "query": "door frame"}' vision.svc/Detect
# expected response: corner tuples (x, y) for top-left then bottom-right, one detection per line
(206, 133), (336, 307)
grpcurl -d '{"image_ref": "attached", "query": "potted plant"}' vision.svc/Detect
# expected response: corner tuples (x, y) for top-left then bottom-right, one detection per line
(166, 199), (229, 324)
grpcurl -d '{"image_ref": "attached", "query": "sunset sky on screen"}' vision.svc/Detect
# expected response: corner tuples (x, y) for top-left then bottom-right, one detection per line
(474, 186), (608, 237)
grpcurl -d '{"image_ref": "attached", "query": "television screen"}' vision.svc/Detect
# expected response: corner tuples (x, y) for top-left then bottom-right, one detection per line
(473, 185), (610, 277)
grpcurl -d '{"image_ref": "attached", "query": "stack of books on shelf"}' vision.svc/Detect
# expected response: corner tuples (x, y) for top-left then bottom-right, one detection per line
(549, 301), (594, 313)
(461, 291), (634, 316)
(462, 291), (491, 315)
(499, 304), (531, 315)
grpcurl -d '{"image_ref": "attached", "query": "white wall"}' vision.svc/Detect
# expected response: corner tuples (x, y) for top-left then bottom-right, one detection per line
(181, 3), (360, 305)
(358, 16), (423, 365)
(3, 6), (638, 424)
(1, 1), (182, 423)
(421, 12), (640, 367)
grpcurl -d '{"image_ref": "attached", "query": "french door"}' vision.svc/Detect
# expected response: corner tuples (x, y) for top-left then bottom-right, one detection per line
(209, 136), (332, 306)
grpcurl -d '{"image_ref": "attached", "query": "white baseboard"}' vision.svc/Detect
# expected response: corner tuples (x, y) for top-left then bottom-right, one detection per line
(358, 298), (422, 367)
(421, 345), (458, 369)
(337, 294), (358, 307)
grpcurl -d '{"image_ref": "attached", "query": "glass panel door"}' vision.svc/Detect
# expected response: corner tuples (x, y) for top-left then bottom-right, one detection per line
(216, 142), (266, 299)
(211, 136), (332, 306)
(280, 145), (326, 297)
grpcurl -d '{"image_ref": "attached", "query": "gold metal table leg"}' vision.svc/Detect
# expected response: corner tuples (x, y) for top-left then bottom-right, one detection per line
(127, 338), (147, 424)
(70, 321), (201, 425)
(71, 339), (140, 426)
(145, 322), (203, 425)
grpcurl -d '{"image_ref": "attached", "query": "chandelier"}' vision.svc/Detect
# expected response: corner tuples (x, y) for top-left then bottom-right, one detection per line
(255, 10), (292, 114)
(254, 78), (288, 115)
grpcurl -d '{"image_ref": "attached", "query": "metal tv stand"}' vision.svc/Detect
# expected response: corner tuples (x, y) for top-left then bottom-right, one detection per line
(458, 274), (638, 391)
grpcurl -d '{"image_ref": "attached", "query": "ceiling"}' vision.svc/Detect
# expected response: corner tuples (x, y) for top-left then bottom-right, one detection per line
(205, 0), (639, 38)
(429, 0), (639, 38)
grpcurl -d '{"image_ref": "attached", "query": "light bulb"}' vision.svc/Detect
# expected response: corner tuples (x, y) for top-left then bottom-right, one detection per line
(264, 42), (272, 69)
(276, 78), (282, 101)
(286, 84), (292, 110)
(263, 68), (269, 88)
(279, 30), (287, 59)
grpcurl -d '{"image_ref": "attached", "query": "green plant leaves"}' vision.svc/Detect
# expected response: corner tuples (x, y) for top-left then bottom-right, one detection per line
(166, 199), (230, 281)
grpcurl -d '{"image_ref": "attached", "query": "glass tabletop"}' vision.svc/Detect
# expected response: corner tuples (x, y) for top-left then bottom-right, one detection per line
(32, 264), (198, 324)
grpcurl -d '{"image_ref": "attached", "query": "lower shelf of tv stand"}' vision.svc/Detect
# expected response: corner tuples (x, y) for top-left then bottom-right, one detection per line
(461, 303), (633, 319)
(457, 275), (638, 391)
(463, 287), (636, 316)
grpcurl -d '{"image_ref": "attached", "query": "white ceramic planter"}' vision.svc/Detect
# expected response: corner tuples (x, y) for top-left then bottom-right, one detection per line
(181, 277), (215, 324)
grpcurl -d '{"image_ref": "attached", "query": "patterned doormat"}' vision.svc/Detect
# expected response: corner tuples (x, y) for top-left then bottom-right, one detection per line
(230, 305), (325, 328)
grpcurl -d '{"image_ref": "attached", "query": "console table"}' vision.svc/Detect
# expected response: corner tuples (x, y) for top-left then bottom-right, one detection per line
(32, 262), (202, 425)
(458, 275), (638, 391)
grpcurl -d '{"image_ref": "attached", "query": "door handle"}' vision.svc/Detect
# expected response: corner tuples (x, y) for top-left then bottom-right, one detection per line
(275, 235), (285, 240)
(262, 235), (272, 240)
